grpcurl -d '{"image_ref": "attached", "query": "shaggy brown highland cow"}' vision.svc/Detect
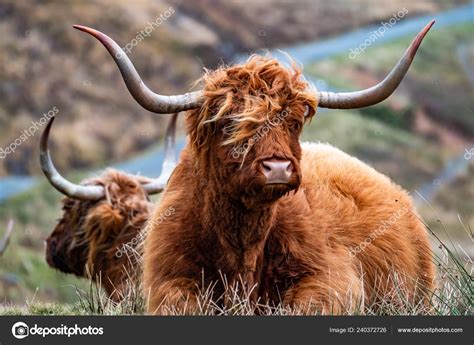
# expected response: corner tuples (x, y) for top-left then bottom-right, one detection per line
(41, 114), (178, 301)
(74, 21), (436, 314)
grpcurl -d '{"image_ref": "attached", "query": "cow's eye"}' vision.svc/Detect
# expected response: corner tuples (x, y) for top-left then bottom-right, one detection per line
(289, 121), (302, 132)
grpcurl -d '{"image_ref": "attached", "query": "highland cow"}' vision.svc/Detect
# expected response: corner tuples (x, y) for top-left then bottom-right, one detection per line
(74, 21), (436, 314)
(41, 114), (178, 301)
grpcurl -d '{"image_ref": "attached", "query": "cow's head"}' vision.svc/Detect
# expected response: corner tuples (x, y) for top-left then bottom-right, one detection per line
(41, 114), (178, 295)
(72, 20), (434, 206)
(44, 169), (151, 277)
(185, 56), (317, 205)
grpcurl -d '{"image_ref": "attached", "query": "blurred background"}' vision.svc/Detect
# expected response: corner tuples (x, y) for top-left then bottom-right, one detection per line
(0, 0), (472, 306)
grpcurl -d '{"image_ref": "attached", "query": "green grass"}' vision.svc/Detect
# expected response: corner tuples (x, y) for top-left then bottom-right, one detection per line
(0, 303), (86, 316)
(0, 176), (89, 305)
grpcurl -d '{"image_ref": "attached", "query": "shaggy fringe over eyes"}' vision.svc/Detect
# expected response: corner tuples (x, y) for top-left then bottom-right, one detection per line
(186, 55), (318, 158)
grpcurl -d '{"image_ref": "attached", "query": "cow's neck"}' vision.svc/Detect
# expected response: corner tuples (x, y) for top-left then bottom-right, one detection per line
(193, 167), (276, 284)
(204, 188), (275, 249)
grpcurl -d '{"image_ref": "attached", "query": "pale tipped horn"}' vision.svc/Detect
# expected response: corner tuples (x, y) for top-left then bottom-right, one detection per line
(142, 113), (179, 194)
(317, 20), (435, 109)
(0, 220), (14, 256)
(40, 117), (105, 201)
(73, 25), (203, 114)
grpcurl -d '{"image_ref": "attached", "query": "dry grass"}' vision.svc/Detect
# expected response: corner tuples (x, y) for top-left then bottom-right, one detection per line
(1, 223), (471, 316)
(65, 215), (472, 316)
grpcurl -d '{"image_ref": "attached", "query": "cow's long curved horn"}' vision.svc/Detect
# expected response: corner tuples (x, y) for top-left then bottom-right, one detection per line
(317, 20), (434, 109)
(141, 113), (178, 194)
(73, 25), (203, 114)
(40, 117), (105, 200)
(0, 220), (14, 256)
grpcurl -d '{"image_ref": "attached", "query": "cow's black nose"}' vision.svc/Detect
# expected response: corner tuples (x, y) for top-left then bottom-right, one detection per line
(261, 159), (292, 184)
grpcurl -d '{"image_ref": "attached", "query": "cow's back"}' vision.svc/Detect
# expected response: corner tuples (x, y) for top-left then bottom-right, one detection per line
(299, 142), (435, 303)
